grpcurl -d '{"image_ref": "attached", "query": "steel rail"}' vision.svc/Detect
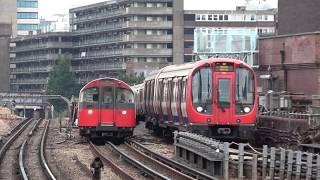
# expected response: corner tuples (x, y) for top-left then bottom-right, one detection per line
(0, 118), (33, 162)
(19, 118), (43, 180)
(107, 141), (170, 180)
(123, 142), (194, 180)
(19, 140), (29, 179)
(40, 120), (56, 180)
(128, 139), (217, 180)
(89, 141), (135, 180)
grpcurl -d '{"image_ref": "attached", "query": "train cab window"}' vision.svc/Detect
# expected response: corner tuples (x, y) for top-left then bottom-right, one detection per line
(236, 67), (254, 113)
(80, 87), (99, 103)
(102, 86), (113, 104)
(116, 88), (134, 103)
(192, 67), (213, 114)
(218, 79), (230, 107)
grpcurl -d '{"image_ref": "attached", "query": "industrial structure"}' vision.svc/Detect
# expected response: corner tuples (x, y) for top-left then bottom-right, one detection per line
(184, 7), (276, 67)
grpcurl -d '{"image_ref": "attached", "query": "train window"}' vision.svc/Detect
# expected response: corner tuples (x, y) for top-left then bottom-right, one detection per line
(80, 87), (99, 103)
(236, 67), (254, 105)
(102, 86), (113, 104)
(116, 88), (134, 103)
(192, 67), (213, 114)
(218, 79), (230, 107)
(182, 78), (187, 103)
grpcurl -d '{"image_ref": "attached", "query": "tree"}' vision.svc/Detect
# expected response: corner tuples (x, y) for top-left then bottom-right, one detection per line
(119, 72), (145, 86)
(47, 55), (82, 113)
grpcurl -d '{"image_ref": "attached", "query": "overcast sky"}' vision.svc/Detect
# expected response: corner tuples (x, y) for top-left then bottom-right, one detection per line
(39, 0), (277, 20)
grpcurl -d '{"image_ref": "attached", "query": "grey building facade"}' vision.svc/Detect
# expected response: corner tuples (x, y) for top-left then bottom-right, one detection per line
(10, 32), (72, 93)
(278, 0), (320, 35)
(70, 0), (184, 83)
(0, 24), (11, 92)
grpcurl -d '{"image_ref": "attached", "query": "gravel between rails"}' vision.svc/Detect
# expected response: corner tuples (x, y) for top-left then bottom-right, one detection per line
(23, 119), (48, 179)
(0, 119), (37, 179)
(45, 117), (121, 180)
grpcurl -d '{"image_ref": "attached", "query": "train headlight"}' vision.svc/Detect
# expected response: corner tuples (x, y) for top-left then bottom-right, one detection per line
(244, 107), (251, 113)
(122, 110), (127, 115)
(196, 106), (203, 113)
(88, 109), (93, 115)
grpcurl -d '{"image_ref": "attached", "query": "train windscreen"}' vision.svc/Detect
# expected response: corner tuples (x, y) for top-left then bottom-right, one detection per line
(235, 67), (254, 114)
(116, 88), (134, 103)
(192, 67), (213, 114)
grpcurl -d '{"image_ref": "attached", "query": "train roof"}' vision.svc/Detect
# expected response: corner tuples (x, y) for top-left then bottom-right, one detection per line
(80, 77), (132, 92)
(152, 58), (251, 80)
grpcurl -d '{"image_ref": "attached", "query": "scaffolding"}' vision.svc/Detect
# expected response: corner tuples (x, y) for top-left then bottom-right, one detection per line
(194, 28), (258, 67)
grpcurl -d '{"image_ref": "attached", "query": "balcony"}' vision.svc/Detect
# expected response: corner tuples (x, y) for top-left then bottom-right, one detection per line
(72, 9), (126, 24)
(73, 48), (172, 60)
(73, 23), (125, 36)
(11, 78), (48, 85)
(73, 21), (172, 36)
(126, 7), (172, 15)
(11, 66), (53, 74)
(127, 21), (172, 29)
(14, 42), (72, 52)
(13, 54), (59, 63)
(122, 48), (172, 56)
(72, 63), (126, 72)
(126, 35), (172, 42)
(73, 49), (123, 60)
(73, 36), (126, 47)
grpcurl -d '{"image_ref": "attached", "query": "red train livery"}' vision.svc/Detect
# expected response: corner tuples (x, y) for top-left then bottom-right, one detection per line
(78, 78), (136, 139)
(134, 58), (258, 140)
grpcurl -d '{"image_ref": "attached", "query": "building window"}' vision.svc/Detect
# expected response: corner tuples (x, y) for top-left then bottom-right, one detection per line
(213, 15), (218, 20)
(17, 24), (38, 30)
(196, 14), (201, 21)
(208, 15), (213, 21)
(264, 15), (268, 20)
(219, 15), (223, 21)
(17, 12), (38, 19)
(201, 15), (206, 21)
(224, 15), (229, 21)
(251, 15), (255, 21)
(17, 1), (38, 8)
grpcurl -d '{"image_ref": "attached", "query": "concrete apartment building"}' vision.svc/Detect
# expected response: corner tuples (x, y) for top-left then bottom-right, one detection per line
(0, 24), (11, 92)
(10, 32), (72, 93)
(69, 0), (183, 83)
(183, 7), (277, 67)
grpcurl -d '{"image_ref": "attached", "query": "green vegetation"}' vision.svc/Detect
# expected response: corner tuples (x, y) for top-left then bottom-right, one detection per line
(119, 72), (145, 85)
(47, 55), (82, 112)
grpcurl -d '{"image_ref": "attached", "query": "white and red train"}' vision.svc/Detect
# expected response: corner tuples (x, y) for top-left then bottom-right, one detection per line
(77, 78), (136, 139)
(133, 58), (258, 140)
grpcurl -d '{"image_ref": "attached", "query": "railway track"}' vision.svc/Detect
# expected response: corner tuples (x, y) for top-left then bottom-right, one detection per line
(108, 141), (194, 180)
(0, 118), (56, 179)
(127, 139), (217, 180)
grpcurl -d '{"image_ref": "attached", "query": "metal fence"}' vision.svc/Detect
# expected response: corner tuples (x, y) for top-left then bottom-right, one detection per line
(174, 131), (320, 179)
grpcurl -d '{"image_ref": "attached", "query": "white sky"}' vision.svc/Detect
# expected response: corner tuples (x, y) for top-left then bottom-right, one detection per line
(39, 0), (277, 20)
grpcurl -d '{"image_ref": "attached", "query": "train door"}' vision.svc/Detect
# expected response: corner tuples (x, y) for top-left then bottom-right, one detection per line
(215, 74), (234, 124)
(99, 86), (115, 126)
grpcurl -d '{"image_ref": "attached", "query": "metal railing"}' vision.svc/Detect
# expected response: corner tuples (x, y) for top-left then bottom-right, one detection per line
(72, 9), (126, 23)
(11, 66), (53, 73)
(11, 78), (48, 84)
(72, 63), (126, 72)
